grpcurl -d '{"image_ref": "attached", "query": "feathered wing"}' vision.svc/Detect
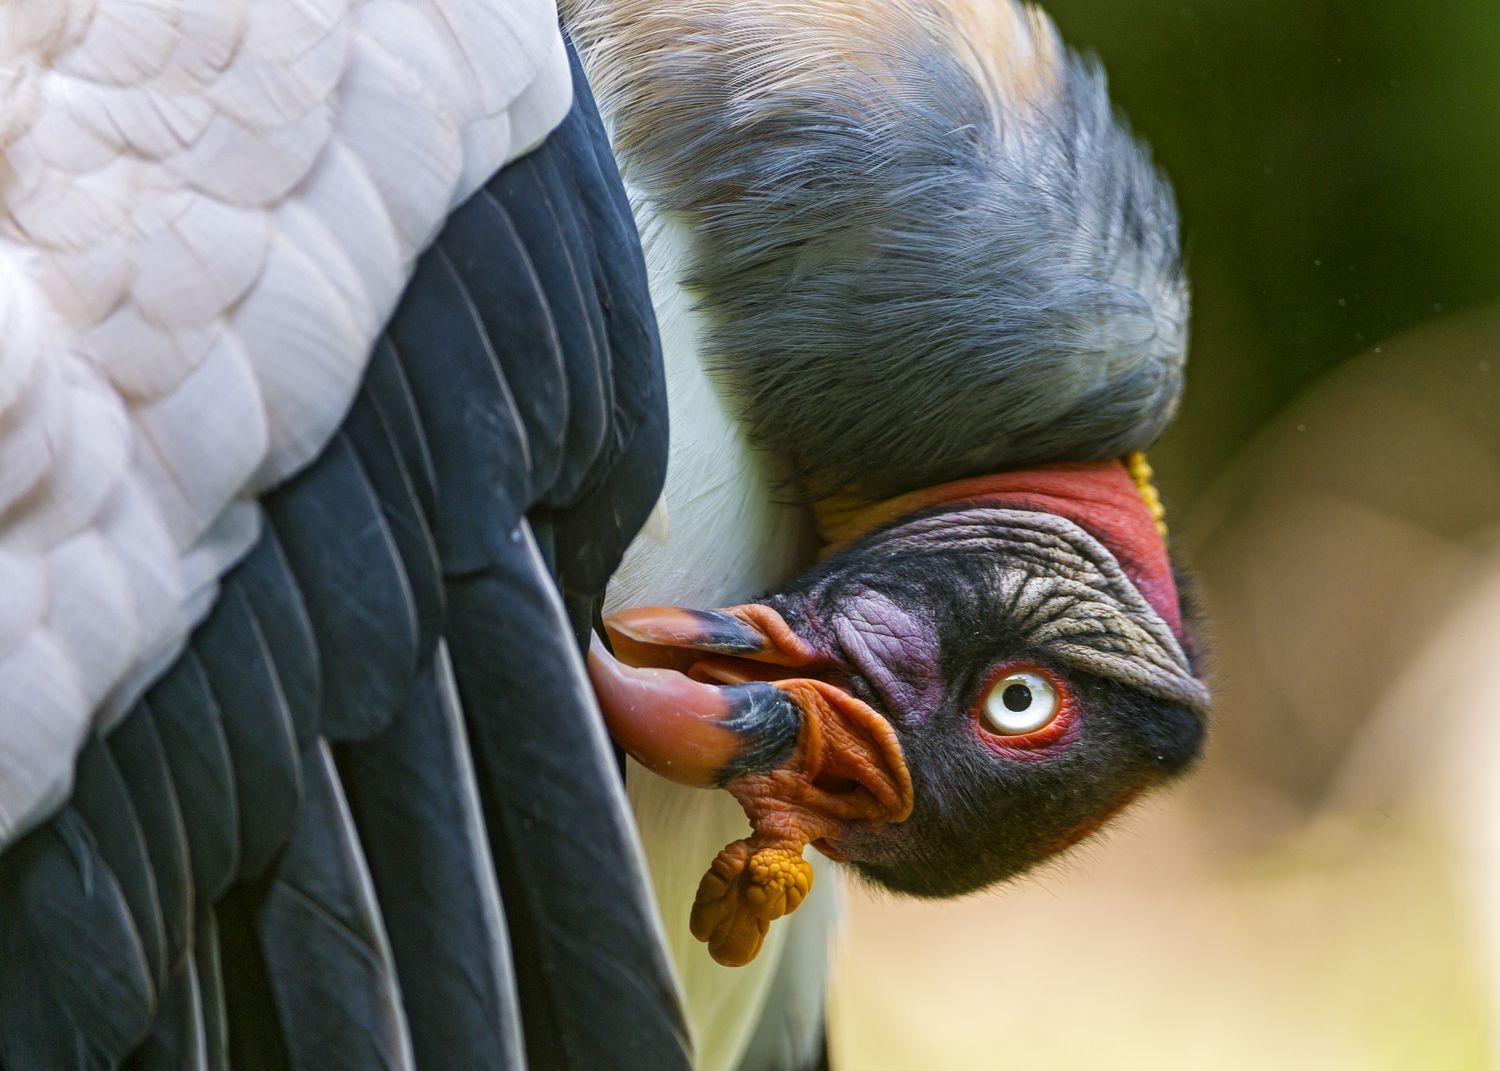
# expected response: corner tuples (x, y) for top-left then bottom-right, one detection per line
(0, 0), (571, 844)
(1, 9), (690, 1069)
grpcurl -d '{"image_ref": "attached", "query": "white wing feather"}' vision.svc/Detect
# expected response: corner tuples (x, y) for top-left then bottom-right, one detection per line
(0, 0), (574, 845)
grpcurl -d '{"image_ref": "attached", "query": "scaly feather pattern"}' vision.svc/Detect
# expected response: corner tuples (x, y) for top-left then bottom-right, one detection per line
(0, 42), (689, 1070)
(0, 0), (574, 846)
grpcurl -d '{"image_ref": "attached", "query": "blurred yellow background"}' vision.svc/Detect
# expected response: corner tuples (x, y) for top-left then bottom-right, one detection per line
(831, 4), (1500, 1066)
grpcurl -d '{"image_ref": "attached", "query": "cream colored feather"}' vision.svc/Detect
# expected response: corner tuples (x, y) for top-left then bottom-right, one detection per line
(603, 201), (822, 1071)
(0, 0), (574, 846)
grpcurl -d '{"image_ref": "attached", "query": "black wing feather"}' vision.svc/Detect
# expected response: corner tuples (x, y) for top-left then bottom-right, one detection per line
(0, 811), (155, 1065)
(337, 655), (527, 1071)
(194, 587), (303, 883)
(145, 663), (241, 904)
(232, 531), (324, 750)
(266, 434), (419, 743)
(69, 740), (168, 993)
(444, 534), (687, 1069)
(0, 40), (685, 1071)
(123, 962), (207, 1071)
(254, 745), (413, 1071)
(342, 390), (446, 655)
(105, 715), (191, 975)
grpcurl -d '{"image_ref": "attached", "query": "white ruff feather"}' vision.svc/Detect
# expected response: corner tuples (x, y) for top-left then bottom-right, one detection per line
(604, 203), (825, 1071)
(0, 0), (574, 845)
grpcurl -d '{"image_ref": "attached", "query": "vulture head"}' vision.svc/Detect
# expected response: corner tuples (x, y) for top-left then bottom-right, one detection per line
(571, 0), (1211, 965)
(590, 458), (1208, 965)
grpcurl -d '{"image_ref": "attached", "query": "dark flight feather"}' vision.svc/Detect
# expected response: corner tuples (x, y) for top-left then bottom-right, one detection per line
(232, 531), (324, 751)
(0, 39), (686, 1071)
(254, 744), (413, 1071)
(123, 962), (208, 1071)
(265, 434), (420, 744)
(0, 811), (154, 1065)
(336, 655), (527, 1071)
(105, 714), (191, 977)
(69, 740), (167, 992)
(142, 665), (240, 907)
(193, 586), (304, 884)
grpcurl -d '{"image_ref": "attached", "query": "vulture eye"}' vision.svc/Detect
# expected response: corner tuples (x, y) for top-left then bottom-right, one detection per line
(981, 670), (1060, 736)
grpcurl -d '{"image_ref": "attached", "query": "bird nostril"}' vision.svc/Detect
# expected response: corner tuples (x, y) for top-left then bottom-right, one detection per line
(812, 774), (861, 795)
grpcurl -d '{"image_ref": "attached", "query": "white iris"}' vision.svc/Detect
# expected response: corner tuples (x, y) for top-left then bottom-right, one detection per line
(982, 671), (1058, 735)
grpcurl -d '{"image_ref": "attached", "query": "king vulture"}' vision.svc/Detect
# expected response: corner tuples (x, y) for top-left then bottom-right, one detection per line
(571, 0), (1208, 1066)
(0, 2), (1209, 1071)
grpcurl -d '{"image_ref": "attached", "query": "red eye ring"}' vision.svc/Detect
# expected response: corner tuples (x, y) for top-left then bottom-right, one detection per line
(971, 661), (1078, 757)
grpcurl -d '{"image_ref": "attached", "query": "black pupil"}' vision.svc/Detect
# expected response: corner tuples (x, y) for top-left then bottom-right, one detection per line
(1002, 683), (1032, 712)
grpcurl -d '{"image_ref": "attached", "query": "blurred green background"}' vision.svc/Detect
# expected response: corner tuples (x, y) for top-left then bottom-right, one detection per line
(832, 4), (1500, 1068)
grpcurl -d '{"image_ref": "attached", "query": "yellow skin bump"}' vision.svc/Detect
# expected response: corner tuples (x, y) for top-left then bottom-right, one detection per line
(689, 678), (912, 966)
(691, 842), (816, 967)
(745, 847), (814, 917)
(1124, 451), (1169, 538)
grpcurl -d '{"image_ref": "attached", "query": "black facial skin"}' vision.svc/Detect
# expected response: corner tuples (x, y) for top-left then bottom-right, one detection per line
(763, 535), (1206, 899)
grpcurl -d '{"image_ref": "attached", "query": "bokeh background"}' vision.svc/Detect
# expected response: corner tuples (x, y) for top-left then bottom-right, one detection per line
(830, 4), (1500, 1067)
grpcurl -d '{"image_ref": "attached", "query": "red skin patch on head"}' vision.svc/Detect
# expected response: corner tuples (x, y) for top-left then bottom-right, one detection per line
(819, 460), (1184, 640)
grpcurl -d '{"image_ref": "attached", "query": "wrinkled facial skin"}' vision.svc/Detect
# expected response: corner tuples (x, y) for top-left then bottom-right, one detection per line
(761, 539), (1205, 898)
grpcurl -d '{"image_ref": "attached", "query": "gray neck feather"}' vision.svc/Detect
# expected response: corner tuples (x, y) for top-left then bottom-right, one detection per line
(569, 0), (1189, 498)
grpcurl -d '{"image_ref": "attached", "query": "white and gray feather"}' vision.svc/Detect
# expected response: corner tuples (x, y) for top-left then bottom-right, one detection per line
(0, 0), (575, 846)
(568, 0), (1188, 498)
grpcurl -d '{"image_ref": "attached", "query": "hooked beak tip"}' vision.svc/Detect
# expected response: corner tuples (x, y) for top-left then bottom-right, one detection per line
(588, 632), (800, 788)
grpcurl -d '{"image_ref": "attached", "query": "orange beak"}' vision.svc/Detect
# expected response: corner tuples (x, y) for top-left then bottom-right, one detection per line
(587, 604), (913, 966)
(586, 633), (801, 788)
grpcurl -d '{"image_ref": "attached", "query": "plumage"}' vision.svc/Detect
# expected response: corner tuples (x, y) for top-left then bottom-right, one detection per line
(136, 334), (268, 531)
(0, 811), (156, 1064)
(70, 737), (169, 991)
(567, 0), (1185, 499)
(146, 653), (241, 903)
(444, 536), (689, 1069)
(253, 743), (414, 1071)
(336, 649), (526, 1071)
(105, 712), (192, 978)
(1, 26), (693, 1067)
(266, 432), (418, 741)
(126, 957), (210, 1071)
(0, 0), (573, 843)
(43, 531), (141, 712)
(193, 585), (303, 881)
